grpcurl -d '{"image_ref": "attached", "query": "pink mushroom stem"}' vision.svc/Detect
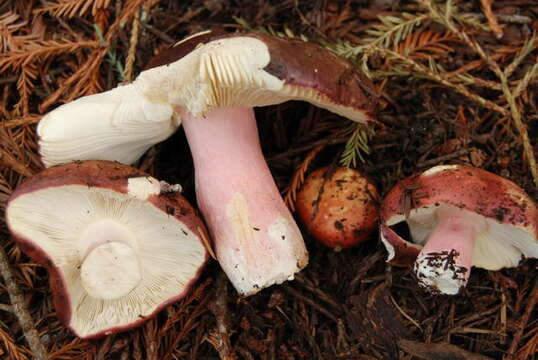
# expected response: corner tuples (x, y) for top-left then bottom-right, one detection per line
(179, 106), (308, 296)
(414, 205), (486, 295)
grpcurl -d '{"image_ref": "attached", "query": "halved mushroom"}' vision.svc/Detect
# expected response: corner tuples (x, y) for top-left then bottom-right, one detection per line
(380, 164), (538, 295)
(5, 161), (208, 338)
(37, 30), (378, 296)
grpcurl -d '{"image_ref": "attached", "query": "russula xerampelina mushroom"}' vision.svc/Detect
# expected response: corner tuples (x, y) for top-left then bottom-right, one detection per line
(36, 29), (378, 296)
(295, 166), (379, 250)
(5, 161), (208, 338)
(380, 164), (538, 295)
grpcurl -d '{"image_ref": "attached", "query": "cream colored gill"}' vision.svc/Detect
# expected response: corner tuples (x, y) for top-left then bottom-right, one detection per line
(137, 37), (284, 116)
(379, 231), (396, 261)
(7, 185), (206, 338)
(37, 84), (177, 167)
(136, 36), (370, 123)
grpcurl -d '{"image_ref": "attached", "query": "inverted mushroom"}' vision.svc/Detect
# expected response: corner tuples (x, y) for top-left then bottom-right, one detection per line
(37, 30), (377, 296)
(5, 161), (208, 338)
(380, 164), (538, 295)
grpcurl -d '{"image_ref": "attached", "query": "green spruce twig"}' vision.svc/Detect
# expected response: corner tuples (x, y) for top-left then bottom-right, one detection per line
(340, 122), (372, 168)
(93, 23), (124, 82)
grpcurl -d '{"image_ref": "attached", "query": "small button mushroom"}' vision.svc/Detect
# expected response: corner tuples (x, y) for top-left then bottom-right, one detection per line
(37, 30), (378, 296)
(295, 166), (379, 251)
(380, 164), (538, 295)
(5, 161), (209, 338)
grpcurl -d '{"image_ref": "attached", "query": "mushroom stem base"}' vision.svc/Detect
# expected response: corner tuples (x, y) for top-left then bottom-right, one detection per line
(179, 106), (308, 296)
(414, 205), (486, 295)
(78, 219), (141, 300)
(80, 242), (142, 300)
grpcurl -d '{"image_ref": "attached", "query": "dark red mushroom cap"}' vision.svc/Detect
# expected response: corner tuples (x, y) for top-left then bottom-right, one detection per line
(144, 29), (378, 123)
(380, 164), (538, 268)
(6, 161), (208, 338)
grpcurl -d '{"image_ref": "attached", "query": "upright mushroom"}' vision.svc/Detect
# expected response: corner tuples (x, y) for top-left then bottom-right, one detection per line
(5, 161), (208, 338)
(37, 30), (377, 296)
(380, 164), (538, 295)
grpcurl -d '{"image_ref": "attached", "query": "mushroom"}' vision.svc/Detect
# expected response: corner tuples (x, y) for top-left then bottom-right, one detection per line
(295, 166), (379, 250)
(37, 30), (378, 296)
(380, 164), (538, 295)
(5, 160), (208, 338)
(37, 83), (178, 166)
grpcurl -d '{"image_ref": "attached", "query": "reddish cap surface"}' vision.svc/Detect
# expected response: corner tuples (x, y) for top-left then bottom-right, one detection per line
(145, 29), (378, 124)
(380, 164), (538, 267)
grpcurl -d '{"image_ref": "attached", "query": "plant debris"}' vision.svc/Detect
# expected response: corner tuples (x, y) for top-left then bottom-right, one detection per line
(0, 0), (537, 359)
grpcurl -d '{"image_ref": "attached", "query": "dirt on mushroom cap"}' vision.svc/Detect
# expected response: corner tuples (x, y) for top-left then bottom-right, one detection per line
(296, 166), (379, 249)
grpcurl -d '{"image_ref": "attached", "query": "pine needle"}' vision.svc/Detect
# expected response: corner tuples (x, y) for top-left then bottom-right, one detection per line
(479, 0), (503, 39)
(13, 65), (37, 117)
(0, 12), (27, 53)
(93, 24), (123, 81)
(284, 144), (325, 212)
(396, 30), (456, 59)
(331, 12), (429, 61)
(0, 115), (40, 129)
(420, 0), (538, 186)
(234, 17), (306, 41)
(0, 174), (11, 213)
(513, 62), (538, 99)
(368, 13), (430, 50)
(0, 39), (99, 72)
(38, 48), (107, 112)
(339, 122), (372, 168)
(504, 35), (536, 78)
(0, 326), (31, 360)
(36, 0), (112, 18)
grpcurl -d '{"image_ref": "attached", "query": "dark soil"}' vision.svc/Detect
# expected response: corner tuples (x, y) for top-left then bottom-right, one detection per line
(0, 0), (537, 359)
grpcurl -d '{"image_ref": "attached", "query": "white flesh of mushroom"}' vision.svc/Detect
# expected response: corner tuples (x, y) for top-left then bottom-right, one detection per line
(38, 85), (177, 167)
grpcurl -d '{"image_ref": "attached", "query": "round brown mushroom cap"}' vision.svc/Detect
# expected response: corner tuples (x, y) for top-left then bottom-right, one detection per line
(142, 29), (377, 124)
(6, 160), (209, 339)
(295, 166), (379, 249)
(380, 164), (538, 268)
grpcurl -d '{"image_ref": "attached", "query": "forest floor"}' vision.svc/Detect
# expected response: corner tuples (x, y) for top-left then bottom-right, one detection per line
(0, 0), (537, 359)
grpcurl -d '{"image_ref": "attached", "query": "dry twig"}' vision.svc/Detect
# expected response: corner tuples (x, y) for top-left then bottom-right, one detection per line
(0, 240), (49, 360)
(479, 0), (503, 39)
(207, 274), (236, 360)
(124, 8), (140, 82)
(506, 280), (538, 358)
(284, 144), (325, 211)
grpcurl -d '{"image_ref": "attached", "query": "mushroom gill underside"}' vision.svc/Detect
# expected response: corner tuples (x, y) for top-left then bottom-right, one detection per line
(7, 185), (206, 338)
